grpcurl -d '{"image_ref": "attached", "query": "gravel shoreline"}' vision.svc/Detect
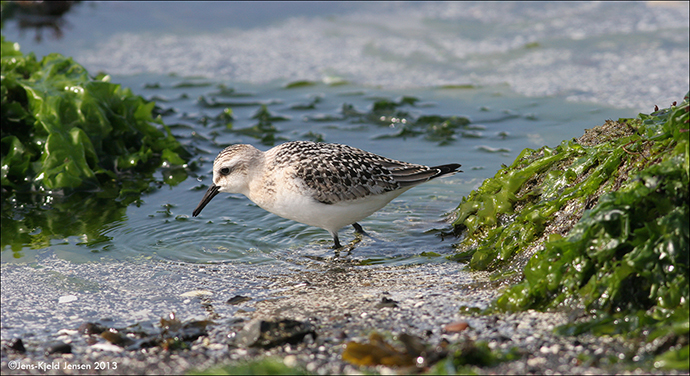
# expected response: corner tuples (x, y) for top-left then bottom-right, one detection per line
(2, 259), (681, 374)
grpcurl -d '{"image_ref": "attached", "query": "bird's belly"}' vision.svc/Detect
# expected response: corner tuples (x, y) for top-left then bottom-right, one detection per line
(251, 189), (410, 233)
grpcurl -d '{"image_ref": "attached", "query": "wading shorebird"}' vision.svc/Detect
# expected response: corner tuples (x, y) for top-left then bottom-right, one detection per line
(192, 141), (461, 248)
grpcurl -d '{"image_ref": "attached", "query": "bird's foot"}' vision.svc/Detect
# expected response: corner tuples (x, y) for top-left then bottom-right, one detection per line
(352, 222), (368, 235)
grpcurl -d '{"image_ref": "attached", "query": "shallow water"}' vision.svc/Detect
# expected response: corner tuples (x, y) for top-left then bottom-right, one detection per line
(1, 77), (632, 266)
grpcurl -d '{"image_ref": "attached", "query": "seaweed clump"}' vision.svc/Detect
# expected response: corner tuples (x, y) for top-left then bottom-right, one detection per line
(450, 94), (688, 370)
(1, 37), (189, 255)
(1, 36), (188, 194)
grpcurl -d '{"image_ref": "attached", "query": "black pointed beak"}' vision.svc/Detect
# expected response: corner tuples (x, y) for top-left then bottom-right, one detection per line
(192, 184), (220, 217)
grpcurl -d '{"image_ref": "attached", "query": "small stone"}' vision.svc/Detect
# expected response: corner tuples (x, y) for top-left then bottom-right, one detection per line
(207, 343), (226, 350)
(90, 343), (124, 352)
(226, 295), (252, 305)
(234, 318), (317, 349)
(101, 329), (135, 347)
(375, 297), (398, 308)
(527, 356), (547, 367)
(78, 322), (107, 335)
(9, 338), (26, 353)
(57, 329), (78, 336)
(58, 295), (77, 303)
(540, 344), (560, 354)
(45, 342), (71, 355)
(283, 354), (298, 367)
(443, 321), (469, 333)
(179, 290), (213, 297)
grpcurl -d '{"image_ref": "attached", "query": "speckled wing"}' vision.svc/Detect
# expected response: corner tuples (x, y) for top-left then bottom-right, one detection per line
(273, 141), (459, 204)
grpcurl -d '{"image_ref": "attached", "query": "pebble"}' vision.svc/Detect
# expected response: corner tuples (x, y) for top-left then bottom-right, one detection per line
(283, 355), (297, 368)
(58, 295), (78, 303)
(443, 321), (469, 333)
(90, 343), (124, 352)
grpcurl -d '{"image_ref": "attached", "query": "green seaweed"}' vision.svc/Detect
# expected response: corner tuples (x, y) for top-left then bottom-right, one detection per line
(450, 93), (688, 370)
(193, 358), (310, 375)
(229, 105), (289, 146)
(438, 84), (476, 89)
(290, 94), (323, 110)
(450, 139), (593, 270)
(284, 80), (317, 89)
(336, 96), (471, 145)
(1, 36), (188, 193)
(1, 37), (189, 256)
(452, 340), (521, 367)
(207, 84), (254, 98)
(426, 339), (520, 375)
(173, 81), (212, 88)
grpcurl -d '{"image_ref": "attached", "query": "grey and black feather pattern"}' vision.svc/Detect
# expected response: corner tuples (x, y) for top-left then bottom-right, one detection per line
(271, 141), (461, 204)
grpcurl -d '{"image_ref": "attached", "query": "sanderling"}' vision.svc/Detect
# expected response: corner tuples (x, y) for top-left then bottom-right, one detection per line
(192, 141), (461, 248)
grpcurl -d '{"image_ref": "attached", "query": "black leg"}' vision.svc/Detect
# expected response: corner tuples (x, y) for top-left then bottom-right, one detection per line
(332, 232), (342, 249)
(352, 222), (367, 235)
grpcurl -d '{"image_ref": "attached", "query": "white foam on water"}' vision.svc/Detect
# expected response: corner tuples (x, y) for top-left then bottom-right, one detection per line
(71, 2), (689, 111)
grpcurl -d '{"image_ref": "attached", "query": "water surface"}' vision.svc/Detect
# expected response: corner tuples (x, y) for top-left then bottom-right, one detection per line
(2, 77), (632, 265)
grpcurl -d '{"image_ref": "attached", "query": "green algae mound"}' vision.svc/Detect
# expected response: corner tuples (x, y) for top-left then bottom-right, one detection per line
(1, 36), (188, 193)
(1, 37), (189, 255)
(450, 94), (689, 370)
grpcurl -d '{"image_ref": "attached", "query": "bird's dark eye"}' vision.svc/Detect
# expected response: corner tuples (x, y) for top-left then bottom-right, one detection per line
(220, 167), (231, 175)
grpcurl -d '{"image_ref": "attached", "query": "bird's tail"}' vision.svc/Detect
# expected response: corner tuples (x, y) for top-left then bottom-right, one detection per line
(393, 163), (462, 187)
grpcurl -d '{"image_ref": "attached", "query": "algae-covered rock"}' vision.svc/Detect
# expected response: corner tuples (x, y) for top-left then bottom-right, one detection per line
(450, 93), (689, 370)
(450, 118), (644, 271)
